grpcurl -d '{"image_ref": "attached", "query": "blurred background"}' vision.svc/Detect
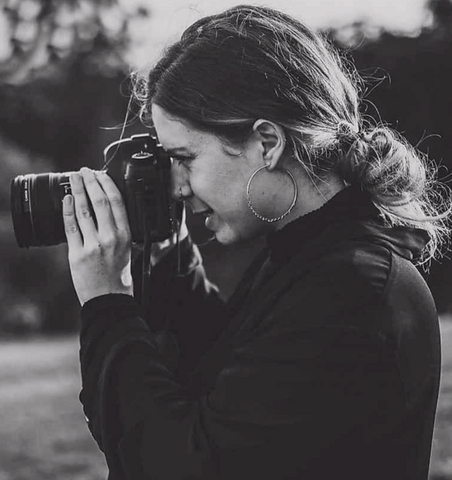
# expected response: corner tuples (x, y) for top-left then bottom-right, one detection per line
(0, 0), (451, 479)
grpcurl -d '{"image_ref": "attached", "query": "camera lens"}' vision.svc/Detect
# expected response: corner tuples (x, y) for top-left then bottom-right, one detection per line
(10, 172), (72, 248)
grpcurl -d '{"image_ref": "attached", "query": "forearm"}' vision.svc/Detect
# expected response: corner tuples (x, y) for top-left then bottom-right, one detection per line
(133, 235), (225, 324)
(78, 272), (408, 480)
(131, 235), (228, 381)
(80, 301), (406, 480)
(79, 294), (215, 478)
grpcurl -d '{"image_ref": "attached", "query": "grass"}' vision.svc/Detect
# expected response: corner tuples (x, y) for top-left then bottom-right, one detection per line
(0, 322), (451, 480)
(0, 336), (107, 480)
(430, 319), (452, 480)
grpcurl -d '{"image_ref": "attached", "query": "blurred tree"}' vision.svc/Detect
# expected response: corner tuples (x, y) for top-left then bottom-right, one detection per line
(429, 0), (452, 29)
(327, 0), (452, 313)
(1, 0), (452, 336)
(0, 0), (149, 334)
(0, 0), (150, 165)
(0, 0), (149, 84)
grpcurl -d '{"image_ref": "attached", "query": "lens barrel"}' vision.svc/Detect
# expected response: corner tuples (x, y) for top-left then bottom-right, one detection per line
(10, 173), (72, 248)
(10, 133), (180, 249)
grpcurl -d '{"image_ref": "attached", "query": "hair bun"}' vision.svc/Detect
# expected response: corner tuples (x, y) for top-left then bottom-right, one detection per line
(336, 120), (360, 141)
(338, 126), (426, 205)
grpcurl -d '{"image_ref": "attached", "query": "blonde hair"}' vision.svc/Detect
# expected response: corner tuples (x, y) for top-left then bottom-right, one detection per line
(133, 4), (451, 264)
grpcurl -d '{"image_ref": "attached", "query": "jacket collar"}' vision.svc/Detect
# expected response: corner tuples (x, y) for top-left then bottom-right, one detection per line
(266, 186), (430, 264)
(193, 188), (430, 386)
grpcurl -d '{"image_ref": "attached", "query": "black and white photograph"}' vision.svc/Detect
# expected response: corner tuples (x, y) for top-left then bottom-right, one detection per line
(0, 0), (451, 478)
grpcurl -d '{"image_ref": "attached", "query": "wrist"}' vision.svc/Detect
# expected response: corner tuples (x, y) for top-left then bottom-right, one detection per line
(74, 262), (134, 306)
(80, 293), (146, 337)
(79, 288), (133, 306)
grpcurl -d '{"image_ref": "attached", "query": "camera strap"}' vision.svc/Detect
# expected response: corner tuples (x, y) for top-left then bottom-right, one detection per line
(141, 233), (153, 320)
(140, 225), (182, 322)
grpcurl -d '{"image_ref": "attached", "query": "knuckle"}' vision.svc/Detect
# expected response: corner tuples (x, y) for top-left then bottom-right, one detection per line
(78, 208), (92, 219)
(85, 243), (101, 257)
(114, 227), (129, 242)
(122, 230), (132, 243)
(65, 223), (78, 235)
(102, 234), (116, 248)
(93, 196), (108, 209)
(109, 194), (124, 207)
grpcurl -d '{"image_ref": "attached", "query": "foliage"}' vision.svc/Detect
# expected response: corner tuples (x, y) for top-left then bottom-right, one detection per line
(0, 335), (107, 478)
(0, 327), (451, 478)
(0, 0), (150, 85)
(325, 1), (452, 312)
(0, 0), (146, 334)
(2, 1), (452, 334)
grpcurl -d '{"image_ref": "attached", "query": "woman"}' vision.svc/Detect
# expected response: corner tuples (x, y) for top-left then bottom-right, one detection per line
(62, 5), (449, 480)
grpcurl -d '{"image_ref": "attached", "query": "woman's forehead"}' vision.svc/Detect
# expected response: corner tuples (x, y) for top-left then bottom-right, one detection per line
(151, 104), (213, 152)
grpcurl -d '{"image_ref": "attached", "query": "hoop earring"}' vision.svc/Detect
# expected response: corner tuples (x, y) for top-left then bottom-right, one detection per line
(246, 165), (298, 223)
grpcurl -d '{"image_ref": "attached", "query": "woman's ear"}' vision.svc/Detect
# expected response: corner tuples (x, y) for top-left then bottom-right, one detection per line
(252, 119), (286, 171)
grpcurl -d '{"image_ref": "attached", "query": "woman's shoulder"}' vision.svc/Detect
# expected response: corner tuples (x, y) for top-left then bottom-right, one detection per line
(271, 236), (436, 334)
(313, 235), (430, 299)
(291, 238), (394, 300)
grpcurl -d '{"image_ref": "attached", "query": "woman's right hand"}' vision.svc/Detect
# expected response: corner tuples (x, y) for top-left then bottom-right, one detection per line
(63, 168), (133, 306)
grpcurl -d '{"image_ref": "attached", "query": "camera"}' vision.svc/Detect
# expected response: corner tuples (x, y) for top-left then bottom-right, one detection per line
(10, 133), (181, 248)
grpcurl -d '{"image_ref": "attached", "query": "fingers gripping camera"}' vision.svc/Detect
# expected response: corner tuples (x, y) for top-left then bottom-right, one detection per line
(10, 134), (182, 248)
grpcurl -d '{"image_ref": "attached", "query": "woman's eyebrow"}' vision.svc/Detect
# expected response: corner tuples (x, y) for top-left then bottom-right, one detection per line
(165, 147), (192, 155)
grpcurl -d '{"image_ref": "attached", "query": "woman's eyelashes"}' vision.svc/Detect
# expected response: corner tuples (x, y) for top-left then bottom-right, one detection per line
(172, 155), (194, 169)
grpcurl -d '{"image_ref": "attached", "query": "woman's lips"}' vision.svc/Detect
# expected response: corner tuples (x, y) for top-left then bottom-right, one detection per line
(191, 207), (214, 228)
(202, 209), (214, 228)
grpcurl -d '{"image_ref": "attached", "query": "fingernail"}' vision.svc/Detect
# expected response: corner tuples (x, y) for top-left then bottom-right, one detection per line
(63, 195), (73, 206)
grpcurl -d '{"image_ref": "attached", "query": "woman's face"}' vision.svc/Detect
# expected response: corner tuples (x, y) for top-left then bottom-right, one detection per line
(152, 104), (274, 245)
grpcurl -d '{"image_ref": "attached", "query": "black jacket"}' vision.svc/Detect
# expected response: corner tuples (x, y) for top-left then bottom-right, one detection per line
(79, 187), (441, 479)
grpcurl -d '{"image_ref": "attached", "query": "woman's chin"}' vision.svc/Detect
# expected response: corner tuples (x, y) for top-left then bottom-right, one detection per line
(205, 215), (266, 245)
(213, 225), (257, 246)
(211, 230), (236, 246)
(208, 222), (239, 246)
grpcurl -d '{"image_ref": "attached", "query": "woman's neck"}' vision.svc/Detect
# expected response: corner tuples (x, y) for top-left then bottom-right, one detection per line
(275, 171), (346, 231)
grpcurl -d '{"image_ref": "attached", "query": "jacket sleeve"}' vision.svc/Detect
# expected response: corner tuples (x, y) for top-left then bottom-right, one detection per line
(78, 291), (407, 480)
(130, 235), (229, 383)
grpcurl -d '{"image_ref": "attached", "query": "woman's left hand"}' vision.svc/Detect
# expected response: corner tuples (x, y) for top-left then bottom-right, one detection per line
(62, 167), (133, 306)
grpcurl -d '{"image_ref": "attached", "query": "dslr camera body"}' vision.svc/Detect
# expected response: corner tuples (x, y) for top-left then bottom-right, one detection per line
(10, 133), (181, 248)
